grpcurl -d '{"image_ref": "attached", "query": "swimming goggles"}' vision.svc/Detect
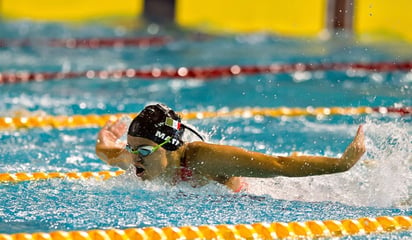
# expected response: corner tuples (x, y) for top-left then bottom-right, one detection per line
(126, 137), (171, 157)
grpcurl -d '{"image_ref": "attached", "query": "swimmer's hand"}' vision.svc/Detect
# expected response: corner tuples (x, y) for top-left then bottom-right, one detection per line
(339, 125), (366, 170)
(97, 119), (128, 147)
(95, 118), (131, 169)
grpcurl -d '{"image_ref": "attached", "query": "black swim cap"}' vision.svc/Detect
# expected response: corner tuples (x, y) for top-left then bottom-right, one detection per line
(128, 104), (185, 151)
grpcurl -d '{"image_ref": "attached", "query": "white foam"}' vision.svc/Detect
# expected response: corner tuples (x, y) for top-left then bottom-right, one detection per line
(245, 120), (411, 208)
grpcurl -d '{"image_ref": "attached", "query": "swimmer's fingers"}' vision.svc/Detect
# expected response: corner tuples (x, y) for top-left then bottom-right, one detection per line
(102, 120), (113, 129)
(103, 119), (128, 139)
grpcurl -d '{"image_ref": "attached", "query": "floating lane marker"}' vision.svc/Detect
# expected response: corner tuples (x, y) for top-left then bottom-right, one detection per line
(0, 170), (125, 183)
(0, 215), (410, 239)
(0, 106), (410, 131)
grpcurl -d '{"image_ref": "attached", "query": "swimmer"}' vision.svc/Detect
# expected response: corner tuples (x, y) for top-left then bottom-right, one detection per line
(96, 103), (366, 192)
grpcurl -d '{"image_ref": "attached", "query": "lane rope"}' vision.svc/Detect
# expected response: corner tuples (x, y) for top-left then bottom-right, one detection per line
(0, 170), (125, 182)
(0, 34), (211, 49)
(0, 36), (173, 48)
(0, 215), (410, 239)
(1, 61), (412, 84)
(0, 106), (410, 130)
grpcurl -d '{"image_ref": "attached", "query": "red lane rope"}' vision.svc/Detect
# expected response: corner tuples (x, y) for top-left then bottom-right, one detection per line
(1, 61), (412, 84)
(372, 106), (412, 115)
(0, 36), (173, 48)
(47, 36), (173, 48)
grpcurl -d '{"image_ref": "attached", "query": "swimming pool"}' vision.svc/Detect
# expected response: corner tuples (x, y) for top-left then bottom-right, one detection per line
(0, 21), (411, 239)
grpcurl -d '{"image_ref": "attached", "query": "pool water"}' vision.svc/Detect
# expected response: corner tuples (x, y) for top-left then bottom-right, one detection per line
(0, 21), (411, 238)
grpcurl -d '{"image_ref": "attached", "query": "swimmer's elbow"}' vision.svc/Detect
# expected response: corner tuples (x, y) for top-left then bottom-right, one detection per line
(337, 152), (364, 173)
(333, 160), (358, 174)
(334, 165), (351, 174)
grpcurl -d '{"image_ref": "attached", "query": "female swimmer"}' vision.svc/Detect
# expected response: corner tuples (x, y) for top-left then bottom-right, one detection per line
(96, 103), (366, 192)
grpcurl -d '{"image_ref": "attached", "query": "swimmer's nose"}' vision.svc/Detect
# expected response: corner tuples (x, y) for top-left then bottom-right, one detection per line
(132, 155), (145, 164)
(133, 156), (146, 177)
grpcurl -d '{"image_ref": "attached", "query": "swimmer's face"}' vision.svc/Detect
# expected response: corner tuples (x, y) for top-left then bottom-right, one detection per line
(126, 135), (169, 180)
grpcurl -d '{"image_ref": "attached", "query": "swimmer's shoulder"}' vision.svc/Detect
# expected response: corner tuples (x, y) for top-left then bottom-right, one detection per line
(182, 141), (220, 167)
(183, 141), (209, 158)
(184, 141), (225, 156)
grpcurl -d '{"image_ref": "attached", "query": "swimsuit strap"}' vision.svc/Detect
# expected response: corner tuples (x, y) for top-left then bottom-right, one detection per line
(179, 151), (193, 181)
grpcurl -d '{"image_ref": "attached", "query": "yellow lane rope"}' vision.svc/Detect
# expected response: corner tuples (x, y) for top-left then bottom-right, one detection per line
(0, 106), (377, 130)
(0, 215), (410, 239)
(0, 170), (125, 182)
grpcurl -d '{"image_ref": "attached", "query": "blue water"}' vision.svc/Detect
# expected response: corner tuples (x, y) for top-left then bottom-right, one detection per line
(0, 21), (411, 239)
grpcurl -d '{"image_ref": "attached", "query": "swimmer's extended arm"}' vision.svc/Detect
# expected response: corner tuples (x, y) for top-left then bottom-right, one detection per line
(95, 120), (132, 169)
(186, 125), (365, 178)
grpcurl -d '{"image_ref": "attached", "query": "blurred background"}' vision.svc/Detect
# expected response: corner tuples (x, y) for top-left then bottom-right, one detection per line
(1, 0), (412, 43)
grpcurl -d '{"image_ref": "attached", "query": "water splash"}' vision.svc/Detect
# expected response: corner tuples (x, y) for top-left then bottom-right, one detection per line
(247, 120), (411, 208)
(361, 120), (411, 207)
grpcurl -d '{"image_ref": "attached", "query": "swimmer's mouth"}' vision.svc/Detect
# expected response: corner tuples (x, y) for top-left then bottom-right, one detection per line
(134, 165), (145, 177)
(133, 158), (145, 177)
